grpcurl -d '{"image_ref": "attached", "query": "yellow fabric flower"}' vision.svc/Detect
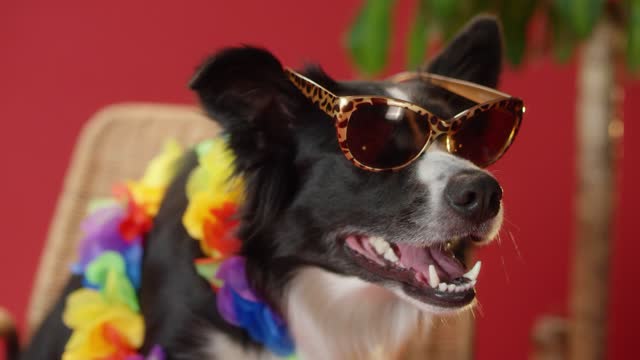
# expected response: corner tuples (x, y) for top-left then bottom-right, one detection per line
(62, 289), (144, 360)
(182, 138), (244, 255)
(182, 191), (216, 242)
(186, 138), (244, 200)
(127, 140), (183, 216)
(63, 253), (144, 359)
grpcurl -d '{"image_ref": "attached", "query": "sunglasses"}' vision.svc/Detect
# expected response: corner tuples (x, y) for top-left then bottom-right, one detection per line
(285, 68), (524, 172)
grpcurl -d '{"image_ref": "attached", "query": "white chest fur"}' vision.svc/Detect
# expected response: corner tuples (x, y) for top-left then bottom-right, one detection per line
(206, 268), (431, 360)
(285, 268), (432, 360)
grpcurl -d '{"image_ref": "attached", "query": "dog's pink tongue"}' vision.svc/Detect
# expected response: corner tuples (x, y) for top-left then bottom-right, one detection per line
(430, 247), (465, 279)
(397, 243), (466, 281)
(397, 243), (432, 275)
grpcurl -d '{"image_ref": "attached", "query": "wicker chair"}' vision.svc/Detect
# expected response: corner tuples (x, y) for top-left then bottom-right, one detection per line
(0, 103), (473, 359)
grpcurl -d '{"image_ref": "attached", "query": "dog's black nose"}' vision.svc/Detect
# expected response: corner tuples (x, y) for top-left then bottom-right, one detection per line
(445, 171), (502, 224)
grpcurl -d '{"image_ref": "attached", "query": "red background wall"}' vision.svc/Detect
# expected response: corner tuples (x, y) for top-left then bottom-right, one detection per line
(1, 1), (637, 358)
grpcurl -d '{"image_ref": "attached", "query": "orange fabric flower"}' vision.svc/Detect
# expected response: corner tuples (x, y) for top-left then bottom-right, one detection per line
(118, 195), (153, 242)
(202, 202), (242, 258)
(100, 324), (137, 360)
(182, 138), (244, 257)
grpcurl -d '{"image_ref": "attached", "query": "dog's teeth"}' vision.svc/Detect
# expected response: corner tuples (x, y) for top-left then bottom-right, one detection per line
(370, 237), (390, 255)
(450, 282), (464, 292)
(463, 261), (482, 281)
(383, 248), (398, 263)
(427, 265), (440, 288)
(368, 236), (399, 264)
(438, 283), (447, 292)
(447, 284), (456, 292)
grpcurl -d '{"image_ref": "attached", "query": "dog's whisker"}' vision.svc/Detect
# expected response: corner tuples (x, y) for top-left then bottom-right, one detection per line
(502, 216), (521, 231)
(469, 307), (477, 320)
(500, 255), (511, 284)
(508, 230), (524, 262)
(474, 300), (485, 318)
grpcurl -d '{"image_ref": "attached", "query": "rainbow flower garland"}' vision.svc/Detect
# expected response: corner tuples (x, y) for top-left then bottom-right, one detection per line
(62, 138), (296, 359)
(184, 140), (295, 357)
(63, 140), (182, 360)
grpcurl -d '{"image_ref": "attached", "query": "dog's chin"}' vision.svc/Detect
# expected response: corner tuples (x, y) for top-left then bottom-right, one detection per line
(339, 216), (500, 312)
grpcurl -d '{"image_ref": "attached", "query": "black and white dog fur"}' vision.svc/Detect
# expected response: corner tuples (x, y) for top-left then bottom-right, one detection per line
(15, 16), (507, 360)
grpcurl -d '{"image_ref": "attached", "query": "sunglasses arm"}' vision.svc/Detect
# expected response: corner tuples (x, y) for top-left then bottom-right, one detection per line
(284, 68), (341, 118)
(388, 72), (511, 104)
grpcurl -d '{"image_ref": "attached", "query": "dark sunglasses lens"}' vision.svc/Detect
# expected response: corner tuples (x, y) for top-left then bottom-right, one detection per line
(346, 103), (431, 169)
(444, 106), (518, 167)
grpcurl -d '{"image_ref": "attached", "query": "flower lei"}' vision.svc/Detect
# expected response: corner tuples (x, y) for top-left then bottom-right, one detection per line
(184, 140), (296, 358)
(62, 138), (296, 359)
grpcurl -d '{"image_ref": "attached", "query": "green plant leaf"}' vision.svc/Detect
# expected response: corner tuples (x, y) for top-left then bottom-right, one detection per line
(503, 26), (527, 66)
(628, 0), (640, 72)
(471, 0), (493, 14)
(347, 0), (395, 76)
(554, 0), (604, 38)
(448, 2), (483, 42)
(429, 0), (457, 21)
(554, 0), (571, 19)
(406, 0), (429, 69)
(499, 0), (537, 65)
(573, 0), (604, 38)
(550, 4), (577, 62)
(429, 0), (462, 40)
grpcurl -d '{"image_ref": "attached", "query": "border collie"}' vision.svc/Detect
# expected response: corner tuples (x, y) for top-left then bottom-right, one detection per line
(11, 15), (518, 360)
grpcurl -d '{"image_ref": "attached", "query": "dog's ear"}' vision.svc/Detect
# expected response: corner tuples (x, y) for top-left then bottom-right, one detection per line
(190, 46), (300, 173)
(423, 15), (503, 87)
(190, 47), (301, 231)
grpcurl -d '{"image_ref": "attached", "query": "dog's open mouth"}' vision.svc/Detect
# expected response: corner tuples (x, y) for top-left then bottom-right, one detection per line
(344, 235), (480, 308)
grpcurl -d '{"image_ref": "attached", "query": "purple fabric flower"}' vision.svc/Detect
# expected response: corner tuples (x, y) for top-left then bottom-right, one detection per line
(72, 204), (143, 289)
(215, 256), (260, 326)
(216, 256), (259, 301)
(216, 284), (239, 326)
(124, 345), (165, 360)
(215, 256), (295, 356)
(73, 205), (142, 274)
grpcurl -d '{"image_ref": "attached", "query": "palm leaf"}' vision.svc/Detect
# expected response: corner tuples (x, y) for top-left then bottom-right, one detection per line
(554, 0), (604, 38)
(627, 0), (640, 72)
(347, 0), (395, 76)
(500, 0), (538, 65)
(407, 0), (429, 69)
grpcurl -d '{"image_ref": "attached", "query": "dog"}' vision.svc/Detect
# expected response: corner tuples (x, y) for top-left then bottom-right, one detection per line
(9, 15), (518, 360)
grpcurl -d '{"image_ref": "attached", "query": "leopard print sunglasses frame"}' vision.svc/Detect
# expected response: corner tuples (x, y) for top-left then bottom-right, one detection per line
(285, 68), (525, 172)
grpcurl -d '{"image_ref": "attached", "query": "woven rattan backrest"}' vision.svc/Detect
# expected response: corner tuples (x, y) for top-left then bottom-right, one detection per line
(26, 103), (217, 335)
